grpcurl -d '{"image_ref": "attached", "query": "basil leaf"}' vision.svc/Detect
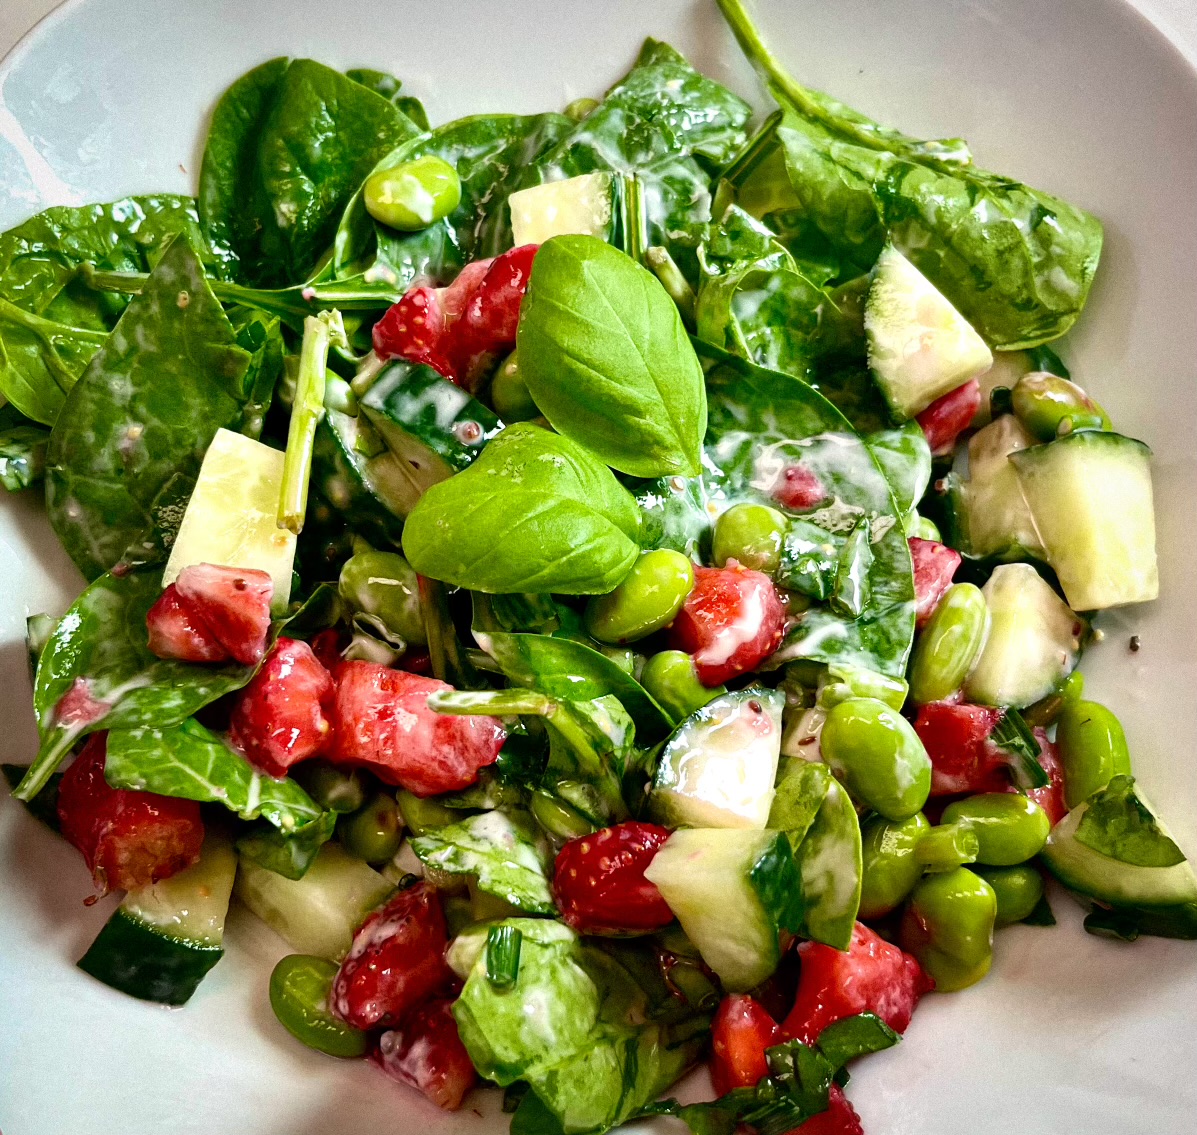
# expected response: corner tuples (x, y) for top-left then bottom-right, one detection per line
(813, 1013), (900, 1070)
(402, 422), (641, 594)
(518, 235), (707, 478)
(1075, 776), (1186, 868)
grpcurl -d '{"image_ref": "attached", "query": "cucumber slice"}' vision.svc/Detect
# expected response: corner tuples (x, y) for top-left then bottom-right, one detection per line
(864, 244), (993, 420)
(313, 410), (406, 546)
(964, 564), (1081, 708)
(235, 842), (393, 960)
(643, 828), (802, 991)
(648, 688), (784, 830)
(162, 428), (297, 613)
(509, 172), (615, 246)
(1010, 431), (1159, 610)
(77, 833), (236, 1005)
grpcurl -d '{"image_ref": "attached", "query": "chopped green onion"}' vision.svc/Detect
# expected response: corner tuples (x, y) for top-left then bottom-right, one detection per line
(486, 924), (522, 989)
(277, 313), (333, 534)
(645, 246), (697, 325)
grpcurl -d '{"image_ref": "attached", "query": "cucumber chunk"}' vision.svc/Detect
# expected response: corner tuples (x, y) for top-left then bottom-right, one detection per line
(235, 842), (393, 959)
(77, 833), (236, 1005)
(643, 828), (802, 991)
(964, 564), (1081, 708)
(1010, 431), (1158, 610)
(162, 428), (296, 613)
(865, 244), (993, 420)
(509, 172), (615, 246)
(313, 410), (406, 546)
(648, 688), (784, 829)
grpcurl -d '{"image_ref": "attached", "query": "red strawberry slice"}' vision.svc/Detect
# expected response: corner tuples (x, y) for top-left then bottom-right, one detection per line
(53, 678), (112, 730)
(228, 638), (335, 778)
(328, 661), (504, 796)
(331, 882), (455, 1030)
(669, 563), (786, 686)
(788, 1085), (865, 1135)
(455, 243), (538, 386)
(780, 922), (932, 1045)
(710, 994), (781, 1095)
(373, 997), (477, 1111)
(771, 462), (828, 512)
(917, 378), (982, 456)
(57, 733), (204, 895)
(174, 563), (273, 665)
(914, 701), (1007, 796)
(145, 584), (229, 663)
(908, 537), (962, 629)
(552, 821), (674, 936)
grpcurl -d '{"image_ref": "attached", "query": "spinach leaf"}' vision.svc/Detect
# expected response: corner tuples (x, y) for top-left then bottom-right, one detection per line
(1075, 776), (1186, 868)
(235, 812), (337, 880)
(199, 58), (420, 286)
(410, 810), (555, 913)
(402, 422), (642, 595)
(864, 423), (931, 517)
(12, 570), (255, 802)
(716, 0), (1103, 348)
(518, 235), (707, 478)
(45, 235), (253, 580)
(0, 410), (49, 491)
(1082, 901), (1197, 942)
(104, 717), (326, 834)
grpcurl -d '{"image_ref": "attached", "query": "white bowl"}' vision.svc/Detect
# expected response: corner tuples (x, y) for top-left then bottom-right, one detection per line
(2, 1), (1196, 1132)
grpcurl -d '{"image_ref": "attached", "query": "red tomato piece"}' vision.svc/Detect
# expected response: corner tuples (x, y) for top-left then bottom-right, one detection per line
(1009, 727), (1067, 826)
(374, 997), (477, 1111)
(668, 564), (786, 686)
(329, 661), (504, 796)
(771, 463), (828, 512)
(710, 994), (780, 1096)
(57, 734), (204, 895)
(787, 1085), (864, 1135)
(780, 922), (932, 1045)
(916, 379), (982, 456)
(331, 882), (455, 1030)
(914, 701), (1007, 796)
(173, 563), (273, 665)
(145, 584), (229, 663)
(552, 822), (674, 936)
(908, 537), (962, 629)
(228, 638), (335, 778)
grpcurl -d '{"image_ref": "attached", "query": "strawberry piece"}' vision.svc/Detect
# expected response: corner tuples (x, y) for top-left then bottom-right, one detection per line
(57, 734), (204, 895)
(173, 563), (273, 665)
(780, 922), (932, 1045)
(914, 701), (1007, 796)
(228, 638), (335, 777)
(329, 661), (504, 796)
(908, 537), (962, 629)
(331, 882), (455, 1030)
(710, 994), (780, 1095)
(145, 584), (230, 663)
(455, 243), (538, 385)
(53, 678), (112, 730)
(1009, 727), (1067, 826)
(552, 822), (674, 936)
(371, 280), (457, 378)
(669, 563), (786, 686)
(309, 628), (346, 676)
(771, 463), (828, 512)
(916, 379), (982, 456)
(788, 1085), (865, 1135)
(374, 997), (477, 1111)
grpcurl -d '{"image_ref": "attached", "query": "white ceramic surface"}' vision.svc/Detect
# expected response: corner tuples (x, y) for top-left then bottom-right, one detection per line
(2, 2), (1196, 1132)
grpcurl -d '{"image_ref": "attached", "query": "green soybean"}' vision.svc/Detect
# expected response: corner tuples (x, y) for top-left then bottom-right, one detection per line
(269, 955), (368, 1057)
(364, 155), (462, 231)
(490, 353), (539, 422)
(900, 867), (997, 992)
(712, 503), (788, 573)
(915, 821), (980, 872)
(340, 793), (404, 865)
(564, 96), (600, 122)
(293, 762), (366, 815)
(975, 865), (1045, 927)
(1023, 670), (1086, 728)
(817, 663), (908, 713)
(910, 583), (991, 705)
(585, 550), (695, 644)
(339, 550), (427, 646)
(909, 514), (942, 542)
(396, 789), (458, 836)
(941, 793), (1050, 866)
(641, 650), (724, 721)
(820, 697), (932, 821)
(1057, 699), (1132, 809)
(1011, 372), (1108, 442)
(859, 813), (930, 919)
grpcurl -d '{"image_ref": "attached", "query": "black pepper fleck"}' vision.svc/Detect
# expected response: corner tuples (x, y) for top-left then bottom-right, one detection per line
(1129, 635), (1141, 653)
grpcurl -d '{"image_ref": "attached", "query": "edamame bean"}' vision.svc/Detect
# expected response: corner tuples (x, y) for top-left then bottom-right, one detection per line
(1023, 670), (1085, 728)
(712, 503), (788, 573)
(910, 583), (990, 705)
(817, 663), (908, 712)
(339, 550), (427, 646)
(490, 353), (539, 422)
(293, 762), (366, 814)
(340, 793), (404, 864)
(899, 867), (997, 992)
(364, 155), (462, 231)
(269, 955), (368, 1057)
(1057, 699), (1132, 809)
(585, 550), (695, 644)
(941, 793), (1050, 865)
(820, 697), (932, 821)
(975, 865), (1045, 926)
(910, 514), (942, 542)
(859, 813), (930, 919)
(641, 651), (724, 721)
(564, 97), (600, 121)
(530, 789), (596, 841)
(1011, 372), (1108, 442)
(396, 789), (458, 836)
(915, 821), (980, 872)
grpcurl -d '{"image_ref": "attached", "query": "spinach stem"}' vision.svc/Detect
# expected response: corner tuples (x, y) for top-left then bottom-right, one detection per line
(277, 313), (333, 534)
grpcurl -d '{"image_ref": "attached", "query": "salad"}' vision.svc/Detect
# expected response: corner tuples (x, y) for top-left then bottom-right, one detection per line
(1, 0), (1190, 1130)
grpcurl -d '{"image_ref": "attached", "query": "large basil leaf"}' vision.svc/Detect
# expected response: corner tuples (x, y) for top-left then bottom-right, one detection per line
(402, 422), (641, 594)
(45, 235), (253, 580)
(199, 58), (420, 286)
(518, 235), (707, 478)
(1075, 776), (1187, 868)
(11, 570), (255, 802)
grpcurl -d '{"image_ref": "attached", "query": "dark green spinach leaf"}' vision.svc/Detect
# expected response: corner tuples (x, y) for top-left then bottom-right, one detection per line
(235, 812), (338, 880)
(0, 408), (49, 491)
